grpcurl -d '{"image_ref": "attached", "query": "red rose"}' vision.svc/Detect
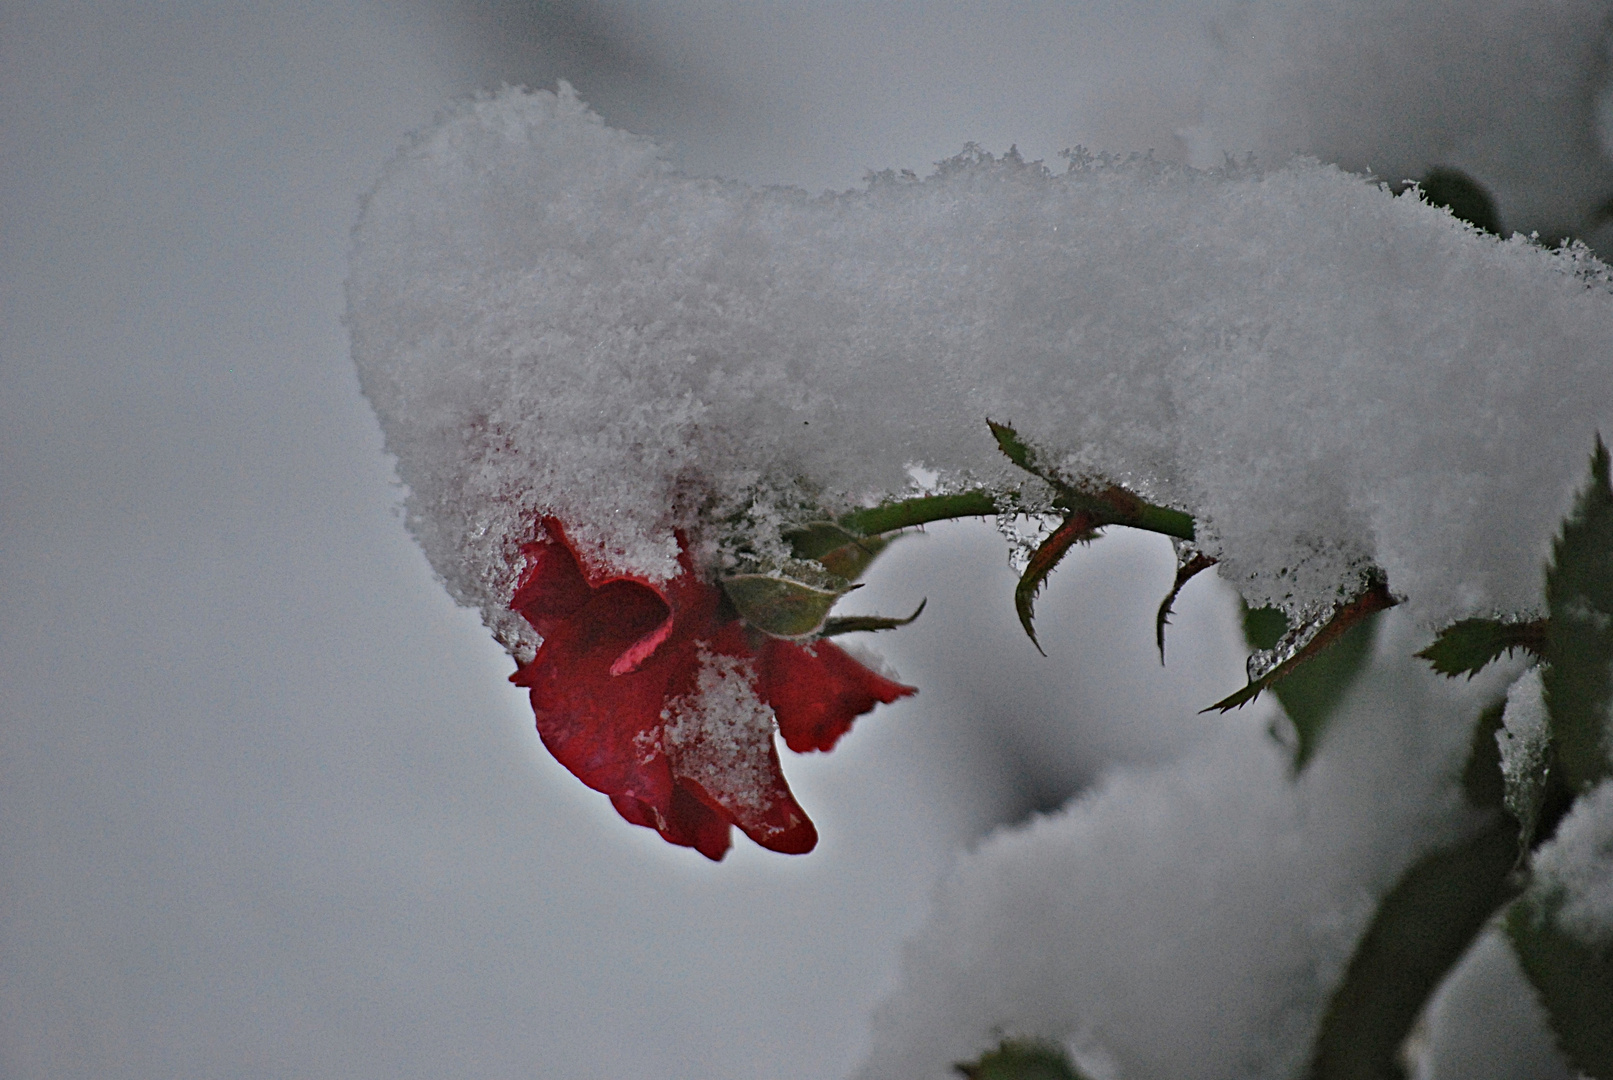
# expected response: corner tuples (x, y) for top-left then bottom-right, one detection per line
(510, 518), (916, 860)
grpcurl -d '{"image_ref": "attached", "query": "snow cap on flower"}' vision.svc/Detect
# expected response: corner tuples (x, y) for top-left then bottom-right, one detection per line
(350, 85), (1613, 654)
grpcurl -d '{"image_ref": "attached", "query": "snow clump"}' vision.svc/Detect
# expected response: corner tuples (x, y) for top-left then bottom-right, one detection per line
(348, 84), (1613, 658)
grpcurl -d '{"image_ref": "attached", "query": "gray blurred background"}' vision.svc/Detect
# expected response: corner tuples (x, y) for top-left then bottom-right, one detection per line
(8, 2), (1592, 1077)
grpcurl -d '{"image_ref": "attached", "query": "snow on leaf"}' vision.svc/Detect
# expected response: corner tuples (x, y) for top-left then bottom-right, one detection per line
(1499, 668), (1555, 856)
(1507, 781), (1613, 1080)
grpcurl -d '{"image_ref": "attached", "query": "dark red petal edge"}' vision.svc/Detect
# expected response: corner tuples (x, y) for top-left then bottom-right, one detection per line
(759, 638), (917, 754)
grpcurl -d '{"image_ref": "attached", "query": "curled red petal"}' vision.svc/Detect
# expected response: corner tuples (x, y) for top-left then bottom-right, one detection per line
(659, 627), (819, 854)
(759, 638), (917, 754)
(611, 788), (733, 861)
(510, 539), (594, 640)
(514, 579), (686, 810)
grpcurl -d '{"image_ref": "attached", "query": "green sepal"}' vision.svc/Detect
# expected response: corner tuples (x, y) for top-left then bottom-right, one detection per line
(1544, 435), (1613, 793)
(721, 574), (852, 639)
(1015, 512), (1101, 654)
(820, 599), (926, 638)
(1206, 579), (1396, 714)
(784, 520), (900, 583)
(1507, 885), (1613, 1078)
(954, 1037), (1088, 1080)
(1306, 816), (1523, 1080)
(785, 521), (865, 561)
(1416, 618), (1547, 679)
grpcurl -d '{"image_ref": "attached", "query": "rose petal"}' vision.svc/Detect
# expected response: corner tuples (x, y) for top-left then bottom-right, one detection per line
(514, 581), (686, 810)
(760, 639), (917, 754)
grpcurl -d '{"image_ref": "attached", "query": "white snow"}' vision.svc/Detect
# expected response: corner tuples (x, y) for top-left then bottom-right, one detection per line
(349, 85), (1613, 664)
(1531, 778), (1613, 941)
(661, 648), (786, 835)
(855, 612), (1498, 1080)
(1499, 667), (1552, 840)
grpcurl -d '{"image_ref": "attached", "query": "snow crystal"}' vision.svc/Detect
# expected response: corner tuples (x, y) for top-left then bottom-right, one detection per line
(348, 86), (1613, 661)
(660, 648), (789, 838)
(854, 612), (1496, 1080)
(1530, 778), (1613, 940)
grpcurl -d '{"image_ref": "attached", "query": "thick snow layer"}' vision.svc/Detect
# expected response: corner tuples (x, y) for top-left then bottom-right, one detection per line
(855, 613), (1496, 1080)
(349, 87), (1613, 663)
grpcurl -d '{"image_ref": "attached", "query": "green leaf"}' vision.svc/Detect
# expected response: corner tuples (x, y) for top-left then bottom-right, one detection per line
(1205, 579), (1397, 714)
(1416, 166), (1503, 236)
(1306, 816), (1522, 1080)
(820, 599), (927, 637)
(987, 418), (1043, 477)
(1155, 549), (1218, 663)
(1507, 886), (1613, 1078)
(721, 575), (850, 638)
(1015, 512), (1101, 654)
(955, 1038), (1089, 1080)
(1260, 605), (1379, 772)
(1416, 618), (1547, 679)
(1544, 435), (1613, 793)
(1461, 699), (1508, 812)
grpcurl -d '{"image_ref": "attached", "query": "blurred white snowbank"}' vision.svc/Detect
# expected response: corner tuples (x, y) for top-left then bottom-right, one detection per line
(857, 611), (1509, 1079)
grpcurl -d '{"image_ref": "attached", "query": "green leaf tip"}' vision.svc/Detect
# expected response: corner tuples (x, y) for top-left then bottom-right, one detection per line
(988, 418), (1039, 475)
(1507, 886), (1613, 1079)
(1544, 433), (1613, 794)
(955, 1038), (1089, 1080)
(820, 599), (926, 638)
(1416, 618), (1547, 679)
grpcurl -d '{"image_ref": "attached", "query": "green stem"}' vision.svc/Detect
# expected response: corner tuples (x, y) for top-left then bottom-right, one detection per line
(837, 490), (1001, 536)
